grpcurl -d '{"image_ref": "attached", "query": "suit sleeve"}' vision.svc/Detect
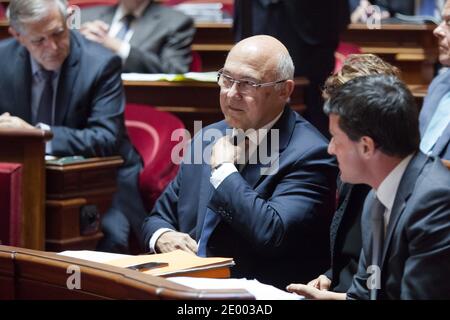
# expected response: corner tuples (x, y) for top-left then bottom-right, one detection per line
(141, 156), (184, 251)
(208, 143), (336, 257)
(400, 186), (450, 299)
(124, 16), (195, 74)
(346, 250), (370, 300)
(50, 55), (125, 157)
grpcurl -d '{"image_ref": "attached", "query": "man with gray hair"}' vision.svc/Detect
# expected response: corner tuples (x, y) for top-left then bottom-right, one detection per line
(142, 35), (338, 289)
(0, 0), (147, 254)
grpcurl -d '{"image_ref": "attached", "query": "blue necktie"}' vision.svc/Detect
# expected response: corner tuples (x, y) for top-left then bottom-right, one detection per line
(418, 0), (436, 16)
(197, 208), (221, 257)
(115, 14), (135, 40)
(370, 195), (385, 300)
(36, 69), (54, 125)
(420, 92), (450, 154)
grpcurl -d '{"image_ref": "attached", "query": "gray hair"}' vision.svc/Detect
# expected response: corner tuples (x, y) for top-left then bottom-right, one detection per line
(7, 0), (68, 33)
(274, 51), (294, 90)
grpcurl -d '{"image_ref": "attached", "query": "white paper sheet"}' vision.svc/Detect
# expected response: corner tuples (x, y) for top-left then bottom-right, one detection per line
(168, 277), (304, 300)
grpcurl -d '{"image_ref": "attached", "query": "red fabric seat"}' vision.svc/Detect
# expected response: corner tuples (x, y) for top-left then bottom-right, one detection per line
(69, 0), (118, 8)
(334, 42), (362, 74)
(125, 104), (186, 210)
(0, 163), (22, 247)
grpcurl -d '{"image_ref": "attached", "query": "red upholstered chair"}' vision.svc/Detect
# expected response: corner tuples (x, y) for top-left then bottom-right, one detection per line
(124, 104), (186, 211)
(69, 0), (118, 8)
(190, 50), (202, 72)
(334, 42), (362, 74)
(0, 163), (22, 247)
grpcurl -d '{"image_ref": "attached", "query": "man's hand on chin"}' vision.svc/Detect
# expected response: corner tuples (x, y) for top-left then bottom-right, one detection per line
(0, 113), (35, 130)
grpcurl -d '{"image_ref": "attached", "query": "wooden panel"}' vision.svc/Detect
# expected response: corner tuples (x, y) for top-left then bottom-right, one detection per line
(0, 129), (52, 250)
(45, 157), (123, 251)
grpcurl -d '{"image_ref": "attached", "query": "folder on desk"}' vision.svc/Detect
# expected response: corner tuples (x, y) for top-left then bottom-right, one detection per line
(105, 249), (234, 278)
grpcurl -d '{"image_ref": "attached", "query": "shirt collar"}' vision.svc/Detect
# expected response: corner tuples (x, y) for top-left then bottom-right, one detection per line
(117, 0), (150, 20)
(232, 109), (284, 144)
(376, 154), (414, 211)
(30, 57), (60, 80)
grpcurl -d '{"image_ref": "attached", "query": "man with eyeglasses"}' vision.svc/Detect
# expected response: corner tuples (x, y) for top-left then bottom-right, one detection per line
(142, 35), (338, 289)
(0, 0), (147, 254)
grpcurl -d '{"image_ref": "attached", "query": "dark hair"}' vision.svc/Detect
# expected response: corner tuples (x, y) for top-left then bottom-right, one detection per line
(323, 74), (420, 157)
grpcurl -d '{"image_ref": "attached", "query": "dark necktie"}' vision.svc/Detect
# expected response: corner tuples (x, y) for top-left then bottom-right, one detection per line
(115, 14), (135, 40)
(369, 195), (385, 300)
(36, 69), (54, 125)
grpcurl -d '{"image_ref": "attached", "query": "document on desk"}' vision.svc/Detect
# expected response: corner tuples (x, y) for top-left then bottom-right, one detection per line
(122, 72), (218, 82)
(59, 249), (234, 278)
(168, 277), (303, 300)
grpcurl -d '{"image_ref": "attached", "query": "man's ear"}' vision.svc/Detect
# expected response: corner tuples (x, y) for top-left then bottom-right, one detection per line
(359, 136), (377, 159)
(8, 26), (22, 43)
(279, 79), (295, 100)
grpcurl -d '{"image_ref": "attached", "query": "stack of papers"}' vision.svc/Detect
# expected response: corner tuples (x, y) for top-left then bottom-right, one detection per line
(168, 277), (303, 300)
(173, 3), (231, 22)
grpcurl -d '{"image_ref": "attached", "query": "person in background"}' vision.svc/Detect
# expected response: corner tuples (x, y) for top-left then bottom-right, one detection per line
(419, 0), (450, 160)
(233, 0), (350, 138)
(0, 0), (147, 254)
(80, 0), (195, 73)
(300, 54), (400, 294)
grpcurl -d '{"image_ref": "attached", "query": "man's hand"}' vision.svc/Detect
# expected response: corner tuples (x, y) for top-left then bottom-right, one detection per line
(0, 113), (35, 129)
(80, 20), (123, 53)
(286, 283), (346, 300)
(351, 0), (390, 23)
(210, 135), (247, 169)
(155, 231), (198, 254)
(307, 274), (332, 291)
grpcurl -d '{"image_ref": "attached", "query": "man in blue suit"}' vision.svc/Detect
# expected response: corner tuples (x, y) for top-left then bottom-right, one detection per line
(0, 0), (147, 254)
(142, 35), (338, 289)
(419, 0), (450, 160)
(288, 75), (450, 299)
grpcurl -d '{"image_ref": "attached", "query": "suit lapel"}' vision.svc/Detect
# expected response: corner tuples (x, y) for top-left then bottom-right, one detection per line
(13, 47), (32, 122)
(195, 129), (222, 239)
(380, 153), (428, 267)
(129, 3), (161, 48)
(55, 32), (80, 125)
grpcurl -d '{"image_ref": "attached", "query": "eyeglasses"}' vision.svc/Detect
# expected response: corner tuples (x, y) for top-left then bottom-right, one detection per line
(217, 69), (287, 95)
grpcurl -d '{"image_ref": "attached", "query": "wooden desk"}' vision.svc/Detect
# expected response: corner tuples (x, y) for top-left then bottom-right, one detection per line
(0, 129), (52, 251)
(192, 22), (439, 84)
(341, 23), (439, 85)
(124, 77), (308, 134)
(45, 156), (123, 252)
(0, 245), (254, 300)
(193, 22), (234, 71)
(409, 84), (428, 107)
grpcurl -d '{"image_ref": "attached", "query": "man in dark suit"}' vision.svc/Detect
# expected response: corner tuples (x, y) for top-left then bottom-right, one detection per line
(142, 35), (338, 289)
(288, 75), (450, 299)
(0, 0), (147, 254)
(419, 0), (450, 160)
(80, 0), (195, 74)
(233, 0), (350, 138)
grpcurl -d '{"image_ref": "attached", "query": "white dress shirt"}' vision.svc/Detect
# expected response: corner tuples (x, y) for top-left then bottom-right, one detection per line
(108, 0), (150, 60)
(375, 154), (414, 234)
